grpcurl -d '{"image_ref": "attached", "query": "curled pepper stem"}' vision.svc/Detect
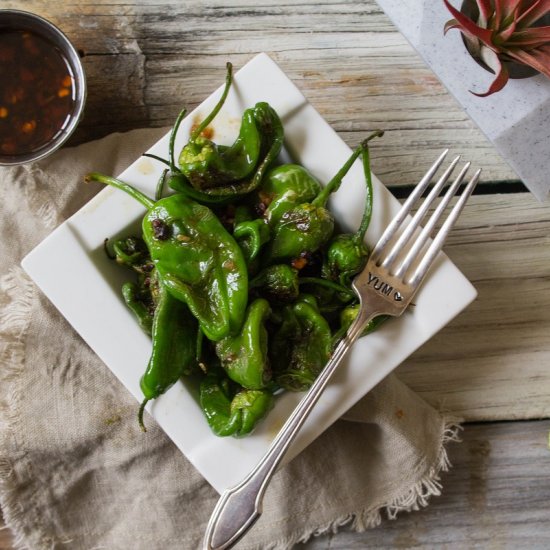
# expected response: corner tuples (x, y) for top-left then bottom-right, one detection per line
(155, 169), (168, 201)
(191, 62), (233, 141)
(298, 276), (356, 300)
(138, 398), (150, 432)
(313, 129), (384, 208)
(141, 153), (170, 167)
(85, 172), (155, 210)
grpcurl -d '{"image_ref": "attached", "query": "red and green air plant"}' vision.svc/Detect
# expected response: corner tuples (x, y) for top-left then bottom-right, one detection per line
(443, 0), (550, 96)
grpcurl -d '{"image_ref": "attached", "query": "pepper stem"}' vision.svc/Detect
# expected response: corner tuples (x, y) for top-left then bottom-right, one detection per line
(169, 108), (187, 171)
(85, 172), (155, 210)
(155, 169), (168, 201)
(353, 134), (381, 245)
(191, 62), (233, 141)
(313, 130), (384, 208)
(138, 398), (150, 432)
(141, 153), (170, 167)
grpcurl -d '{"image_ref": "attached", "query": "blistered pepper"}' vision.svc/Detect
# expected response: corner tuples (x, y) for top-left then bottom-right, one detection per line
(263, 140), (369, 264)
(249, 264), (300, 303)
(86, 173), (248, 341)
(270, 295), (332, 391)
(145, 64), (283, 203)
(215, 298), (271, 389)
(138, 282), (199, 431)
(331, 303), (389, 347)
(323, 131), (383, 285)
(177, 63), (283, 197)
(179, 109), (261, 189)
(199, 370), (274, 437)
(105, 236), (159, 334)
(121, 281), (154, 335)
(257, 164), (322, 226)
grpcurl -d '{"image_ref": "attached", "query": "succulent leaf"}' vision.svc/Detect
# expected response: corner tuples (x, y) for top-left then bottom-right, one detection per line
(476, 0), (493, 26)
(472, 48), (510, 96)
(508, 44), (550, 77)
(506, 25), (550, 47)
(443, 0), (496, 47)
(444, 0), (550, 95)
(517, 0), (550, 27)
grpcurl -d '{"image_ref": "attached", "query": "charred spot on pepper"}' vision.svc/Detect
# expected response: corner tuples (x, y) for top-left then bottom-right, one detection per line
(151, 218), (172, 240)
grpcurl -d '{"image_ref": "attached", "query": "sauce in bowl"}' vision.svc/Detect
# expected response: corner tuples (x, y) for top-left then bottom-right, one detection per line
(0, 29), (75, 157)
(0, 10), (86, 165)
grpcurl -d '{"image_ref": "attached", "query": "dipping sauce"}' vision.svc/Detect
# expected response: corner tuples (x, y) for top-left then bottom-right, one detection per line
(0, 28), (75, 157)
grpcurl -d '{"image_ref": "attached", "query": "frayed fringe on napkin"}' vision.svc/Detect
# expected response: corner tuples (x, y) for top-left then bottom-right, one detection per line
(262, 420), (461, 550)
(0, 268), (35, 550)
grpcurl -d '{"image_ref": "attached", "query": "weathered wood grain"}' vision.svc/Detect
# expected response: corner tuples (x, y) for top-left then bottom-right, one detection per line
(397, 192), (550, 421)
(301, 420), (550, 549)
(3, 0), (518, 186)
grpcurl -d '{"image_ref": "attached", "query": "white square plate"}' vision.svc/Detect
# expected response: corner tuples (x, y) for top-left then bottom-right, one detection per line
(22, 53), (477, 493)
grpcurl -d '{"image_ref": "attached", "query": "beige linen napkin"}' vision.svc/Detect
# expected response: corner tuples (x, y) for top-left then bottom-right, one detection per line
(0, 129), (460, 550)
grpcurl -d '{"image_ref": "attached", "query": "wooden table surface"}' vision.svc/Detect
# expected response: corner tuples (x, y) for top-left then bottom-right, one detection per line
(2, 1), (550, 548)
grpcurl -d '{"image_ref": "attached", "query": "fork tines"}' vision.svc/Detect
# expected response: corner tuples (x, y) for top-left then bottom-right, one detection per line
(370, 150), (481, 285)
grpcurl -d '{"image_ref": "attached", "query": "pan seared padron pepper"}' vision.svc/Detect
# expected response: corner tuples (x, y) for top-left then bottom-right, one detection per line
(179, 101), (283, 197)
(199, 370), (274, 437)
(249, 264), (300, 303)
(86, 173), (248, 341)
(331, 304), (389, 347)
(105, 236), (158, 335)
(138, 282), (199, 431)
(215, 298), (271, 389)
(257, 164), (322, 226)
(144, 63), (283, 202)
(178, 63), (283, 196)
(270, 295), (332, 391)
(263, 139), (371, 264)
(323, 131), (383, 285)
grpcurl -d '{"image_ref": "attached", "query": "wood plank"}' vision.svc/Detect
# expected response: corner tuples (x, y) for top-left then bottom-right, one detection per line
(396, 192), (550, 421)
(2, 0), (518, 186)
(301, 420), (550, 549)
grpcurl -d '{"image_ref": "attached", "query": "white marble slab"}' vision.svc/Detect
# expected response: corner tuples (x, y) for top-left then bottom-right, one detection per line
(376, 0), (550, 201)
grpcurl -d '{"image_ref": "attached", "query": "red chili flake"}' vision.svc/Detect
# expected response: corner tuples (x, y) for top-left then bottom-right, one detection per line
(291, 257), (308, 270)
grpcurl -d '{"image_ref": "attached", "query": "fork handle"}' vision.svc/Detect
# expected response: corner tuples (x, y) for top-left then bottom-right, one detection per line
(203, 306), (375, 550)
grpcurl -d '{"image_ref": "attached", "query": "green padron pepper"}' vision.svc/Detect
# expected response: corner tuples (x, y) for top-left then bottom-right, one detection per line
(331, 304), (389, 347)
(105, 236), (158, 335)
(270, 295), (332, 391)
(87, 173), (248, 341)
(121, 280), (155, 335)
(144, 63), (283, 202)
(249, 264), (300, 303)
(323, 131), (383, 285)
(257, 164), (322, 226)
(138, 282), (199, 431)
(199, 370), (274, 437)
(215, 298), (271, 389)
(263, 139), (371, 264)
(178, 63), (283, 196)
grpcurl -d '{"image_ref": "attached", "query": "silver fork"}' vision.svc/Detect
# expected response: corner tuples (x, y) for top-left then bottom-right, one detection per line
(203, 150), (481, 550)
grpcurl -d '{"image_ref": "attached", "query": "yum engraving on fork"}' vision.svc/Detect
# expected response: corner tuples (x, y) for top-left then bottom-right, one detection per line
(367, 272), (403, 301)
